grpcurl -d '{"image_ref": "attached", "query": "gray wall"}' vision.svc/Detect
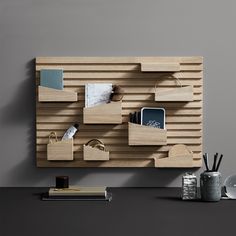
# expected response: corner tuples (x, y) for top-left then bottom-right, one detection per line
(0, 0), (236, 187)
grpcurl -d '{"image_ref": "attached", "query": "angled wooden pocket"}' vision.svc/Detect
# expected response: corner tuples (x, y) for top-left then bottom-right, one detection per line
(155, 85), (193, 102)
(154, 76), (193, 102)
(47, 138), (74, 161)
(83, 145), (109, 161)
(38, 86), (78, 102)
(83, 139), (109, 161)
(128, 122), (167, 146)
(83, 101), (122, 124)
(154, 144), (194, 168)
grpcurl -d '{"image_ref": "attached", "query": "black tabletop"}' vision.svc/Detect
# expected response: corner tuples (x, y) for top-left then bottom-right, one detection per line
(0, 187), (235, 236)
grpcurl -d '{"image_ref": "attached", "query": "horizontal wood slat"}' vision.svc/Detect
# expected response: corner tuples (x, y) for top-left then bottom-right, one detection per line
(36, 57), (203, 167)
(37, 123), (202, 131)
(36, 86), (202, 94)
(37, 144), (202, 153)
(36, 137), (202, 145)
(36, 64), (203, 72)
(37, 108), (202, 116)
(36, 71), (202, 79)
(36, 157), (202, 168)
(36, 116), (202, 123)
(37, 152), (201, 160)
(37, 130), (202, 138)
(36, 57), (203, 64)
(36, 101), (202, 109)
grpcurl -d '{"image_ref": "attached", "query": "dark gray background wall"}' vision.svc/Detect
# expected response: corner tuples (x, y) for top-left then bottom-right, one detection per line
(0, 0), (235, 187)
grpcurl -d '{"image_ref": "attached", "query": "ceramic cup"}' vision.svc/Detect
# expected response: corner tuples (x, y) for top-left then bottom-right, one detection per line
(200, 171), (222, 202)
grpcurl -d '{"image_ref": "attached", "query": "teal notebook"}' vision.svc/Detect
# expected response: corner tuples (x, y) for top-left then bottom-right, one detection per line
(40, 69), (63, 90)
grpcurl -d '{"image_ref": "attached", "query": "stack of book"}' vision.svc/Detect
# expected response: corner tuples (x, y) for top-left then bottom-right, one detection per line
(42, 186), (112, 201)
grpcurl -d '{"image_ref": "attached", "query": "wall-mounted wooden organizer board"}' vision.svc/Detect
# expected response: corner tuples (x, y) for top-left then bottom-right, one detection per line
(36, 57), (203, 168)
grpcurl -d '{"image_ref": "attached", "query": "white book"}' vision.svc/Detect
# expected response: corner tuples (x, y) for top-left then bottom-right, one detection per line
(85, 83), (112, 108)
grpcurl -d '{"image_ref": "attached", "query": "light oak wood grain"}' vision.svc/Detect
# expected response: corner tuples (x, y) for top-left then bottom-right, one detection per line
(83, 101), (122, 124)
(36, 56), (203, 64)
(37, 144), (202, 153)
(47, 138), (73, 161)
(155, 86), (194, 102)
(154, 144), (194, 168)
(36, 57), (203, 167)
(141, 62), (180, 72)
(128, 122), (167, 146)
(38, 86), (78, 102)
(36, 64), (203, 72)
(83, 145), (109, 161)
(154, 155), (193, 168)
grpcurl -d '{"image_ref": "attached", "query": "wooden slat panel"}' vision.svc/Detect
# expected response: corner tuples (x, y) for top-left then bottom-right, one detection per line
(36, 57), (203, 167)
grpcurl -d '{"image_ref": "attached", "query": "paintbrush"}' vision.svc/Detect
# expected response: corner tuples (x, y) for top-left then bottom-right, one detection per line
(203, 153), (209, 171)
(212, 153), (218, 171)
(215, 154), (223, 172)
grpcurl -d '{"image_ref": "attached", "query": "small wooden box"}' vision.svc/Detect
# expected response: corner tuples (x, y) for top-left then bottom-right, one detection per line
(155, 85), (193, 102)
(83, 101), (122, 124)
(38, 86), (78, 102)
(83, 145), (109, 161)
(47, 138), (73, 161)
(128, 122), (167, 146)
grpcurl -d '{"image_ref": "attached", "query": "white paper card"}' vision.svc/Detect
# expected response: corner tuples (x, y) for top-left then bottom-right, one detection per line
(85, 83), (113, 108)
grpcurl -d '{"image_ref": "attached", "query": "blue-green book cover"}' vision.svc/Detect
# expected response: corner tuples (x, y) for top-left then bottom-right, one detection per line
(40, 69), (63, 90)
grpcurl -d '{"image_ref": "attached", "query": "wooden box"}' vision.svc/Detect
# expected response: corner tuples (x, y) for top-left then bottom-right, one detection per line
(155, 85), (194, 102)
(47, 138), (73, 161)
(38, 86), (78, 102)
(128, 122), (167, 146)
(83, 101), (122, 124)
(83, 145), (109, 161)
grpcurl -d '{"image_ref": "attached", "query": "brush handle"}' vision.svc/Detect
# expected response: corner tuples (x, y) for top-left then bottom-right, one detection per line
(203, 153), (209, 171)
(216, 154), (223, 171)
(212, 153), (218, 171)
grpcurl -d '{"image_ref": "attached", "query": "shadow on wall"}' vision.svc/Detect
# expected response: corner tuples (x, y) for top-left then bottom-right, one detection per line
(0, 60), (36, 125)
(0, 59), (187, 187)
